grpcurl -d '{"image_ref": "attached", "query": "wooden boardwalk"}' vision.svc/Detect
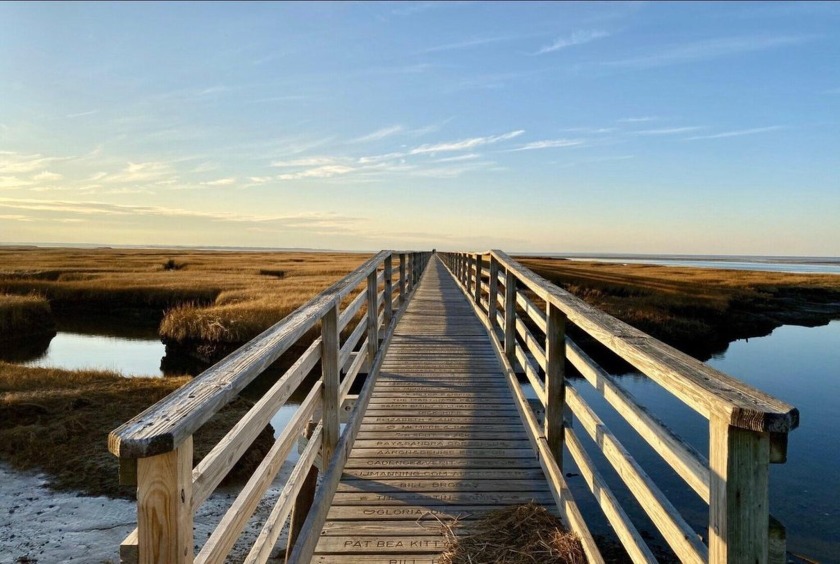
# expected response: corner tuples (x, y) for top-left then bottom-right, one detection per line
(313, 257), (552, 563)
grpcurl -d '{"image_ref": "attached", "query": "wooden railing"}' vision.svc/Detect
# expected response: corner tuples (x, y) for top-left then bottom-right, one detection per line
(440, 251), (797, 564)
(109, 250), (431, 564)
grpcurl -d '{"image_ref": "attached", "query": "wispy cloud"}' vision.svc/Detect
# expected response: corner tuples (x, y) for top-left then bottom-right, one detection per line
(0, 153), (71, 174)
(350, 125), (404, 143)
(271, 156), (339, 168)
(102, 161), (176, 184)
(434, 153), (480, 163)
(636, 126), (706, 136)
(512, 139), (584, 151)
(410, 130), (524, 154)
(276, 165), (356, 180)
(0, 176), (34, 189)
(535, 30), (609, 55)
(686, 126), (785, 140)
(32, 171), (63, 181)
(201, 177), (236, 186)
(66, 110), (99, 119)
(604, 35), (815, 69)
(421, 35), (522, 54)
(0, 197), (362, 228)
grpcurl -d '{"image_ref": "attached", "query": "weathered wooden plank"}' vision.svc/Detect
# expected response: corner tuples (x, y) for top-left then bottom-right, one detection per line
(327, 504), (545, 521)
(321, 520), (459, 536)
(364, 408), (519, 417)
(359, 423), (523, 433)
(348, 448), (537, 458)
(316, 535), (448, 554)
(337, 479), (550, 493)
(343, 458), (541, 469)
(356, 430), (529, 440)
(331, 491), (553, 506)
(340, 468), (545, 480)
(351, 439), (526, 449)
(312, 557), (444, 564)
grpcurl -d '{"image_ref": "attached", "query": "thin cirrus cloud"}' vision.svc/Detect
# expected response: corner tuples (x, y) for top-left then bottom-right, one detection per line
(635, 126), (706, 136)
(409, 130), (525, 154)
(535, 30), (609, 55)
(603, 35), (815, 69)
(686, 126), (784, 140)
(421, 34), (524, 54)
(0, 197), (361, 228)
(349, 125), (404, 144)
(512, 139), (584, 151)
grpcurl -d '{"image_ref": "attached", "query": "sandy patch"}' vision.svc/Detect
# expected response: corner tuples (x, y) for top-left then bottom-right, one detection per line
(0, 464), (291, 563)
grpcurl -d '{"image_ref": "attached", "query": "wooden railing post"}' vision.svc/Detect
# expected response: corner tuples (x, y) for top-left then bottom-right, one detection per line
(136, 436), (193, 564)
(545, 304), (567, 466)
(503, 269), (516, 362)
(488, 256), (499, 329)
(367, 269), (379, 361)
(399, 254), (406, 304)
(474, 254), (483, 305)
(466, 254), (474, 295)
(709, 414), (771, 564)
(321, 300), (340, 464)
(285, 420), (318, 562)
(384, 255), (393, 327)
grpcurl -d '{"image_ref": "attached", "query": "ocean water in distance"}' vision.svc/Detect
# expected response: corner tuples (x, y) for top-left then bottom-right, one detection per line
(531, 254), (840, 275)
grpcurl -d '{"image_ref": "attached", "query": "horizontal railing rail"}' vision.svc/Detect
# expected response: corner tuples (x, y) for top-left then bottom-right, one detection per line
(109, 250), (431, 563)
(440, 250), (796, 564)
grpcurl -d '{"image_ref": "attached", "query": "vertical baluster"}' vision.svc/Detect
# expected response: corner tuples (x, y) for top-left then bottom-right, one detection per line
(384, 255), (393, 327)
(503, 269), (516, 363)
(400, 253), (406, 305)
(545, 304), (567, 467)
(367, 270), (379, 362)
(488, 256), (499, 330)
(474, 254), (483, 305)
(321, 301), (340, 464)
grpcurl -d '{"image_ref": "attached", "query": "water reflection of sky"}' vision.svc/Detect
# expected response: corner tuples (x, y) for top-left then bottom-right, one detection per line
(22, 332), (166, 377)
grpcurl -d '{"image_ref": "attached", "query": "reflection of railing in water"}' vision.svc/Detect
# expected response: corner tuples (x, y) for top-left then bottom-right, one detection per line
(108, 250), (431, 563)
(440, 250), (796, 564)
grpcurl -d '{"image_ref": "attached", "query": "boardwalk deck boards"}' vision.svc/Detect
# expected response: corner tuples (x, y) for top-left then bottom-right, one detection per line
(313, 257), (551, 561)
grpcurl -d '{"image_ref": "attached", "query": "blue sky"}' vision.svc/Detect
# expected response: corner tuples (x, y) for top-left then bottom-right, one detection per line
(1, 2), (838, 254)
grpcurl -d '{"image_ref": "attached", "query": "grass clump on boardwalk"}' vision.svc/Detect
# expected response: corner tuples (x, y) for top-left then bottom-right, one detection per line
(0, 362), (273, 499)
(439, 502), (586, 564)
(0, 293), (55, 341)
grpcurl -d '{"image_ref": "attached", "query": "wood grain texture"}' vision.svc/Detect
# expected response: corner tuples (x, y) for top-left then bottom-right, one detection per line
(137, 436), (193, 564)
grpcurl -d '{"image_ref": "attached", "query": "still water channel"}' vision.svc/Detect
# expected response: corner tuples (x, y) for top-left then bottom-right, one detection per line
(4, 320), (838, 559)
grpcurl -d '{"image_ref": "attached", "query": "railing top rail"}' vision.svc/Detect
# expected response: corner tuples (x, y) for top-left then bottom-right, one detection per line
(109, 250), (398, 459)
(449, 250), (798, 433)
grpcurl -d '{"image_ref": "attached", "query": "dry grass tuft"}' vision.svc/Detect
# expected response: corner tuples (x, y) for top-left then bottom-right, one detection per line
(439, 502), (587, 564)
(0, 293), (55, 340)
